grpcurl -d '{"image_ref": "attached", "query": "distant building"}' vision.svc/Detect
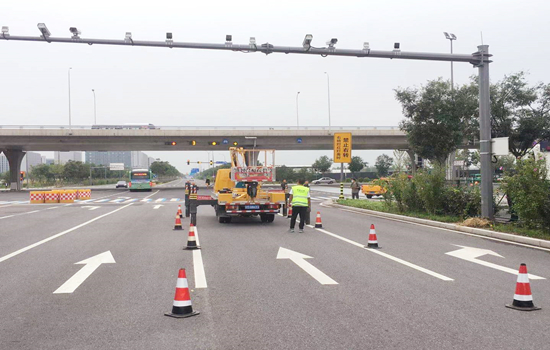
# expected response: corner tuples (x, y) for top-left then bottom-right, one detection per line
(54, 151), (82, 165)
(1, 151), (44, 173)
(0, 154), (9, 173)
(85, 151), (154, 169)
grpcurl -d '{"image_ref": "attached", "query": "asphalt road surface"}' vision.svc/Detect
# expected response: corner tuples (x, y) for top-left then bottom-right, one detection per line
(1, 183), (549, 350)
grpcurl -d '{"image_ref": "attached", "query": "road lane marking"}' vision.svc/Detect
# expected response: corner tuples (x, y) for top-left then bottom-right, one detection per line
(153, 204), (164, 209)
(123, 198), (138, 203)
(445, 245), (545, 280)
(155, 198), (166, 202)
(192, 226), (207, 289)
(326, 204), (550, 253)
(314, 227), (454, 281)
(54, 251), (116, 294)
(169, 198), (180, 202)
(81, 206), (101, 211)
(0, 215), (15, 220)
(111, 198), (126, 203)
(0, 203), (134, 264)
(95, 199), (111, 203)
(277, 247), (338, 285)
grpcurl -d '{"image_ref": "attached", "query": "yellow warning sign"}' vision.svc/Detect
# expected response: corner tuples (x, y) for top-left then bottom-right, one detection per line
(333, 133), (352, 163)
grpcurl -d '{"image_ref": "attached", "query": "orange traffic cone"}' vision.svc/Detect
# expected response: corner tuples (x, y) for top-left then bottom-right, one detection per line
(177, 205), (183, 218)
(506, 263), (541, 311)
(165, 268), (200, 318)
(185, 223), (200, 250)
(174, 213), (183, 230)
(315, 211), (323, 228)
(287, 205), (293, 219)
(367, 224), (379, 248)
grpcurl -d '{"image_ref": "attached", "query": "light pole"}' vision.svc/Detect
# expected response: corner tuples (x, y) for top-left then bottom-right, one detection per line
(296, 92), (300, 128)
(443, 32), (457, 90)
(92, 89), (97, 125)
(324, 72), (331, 132)
(68, 67), (72, 131)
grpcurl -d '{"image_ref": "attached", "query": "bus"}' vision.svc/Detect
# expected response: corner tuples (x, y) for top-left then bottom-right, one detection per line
(129, 169), (153, 191)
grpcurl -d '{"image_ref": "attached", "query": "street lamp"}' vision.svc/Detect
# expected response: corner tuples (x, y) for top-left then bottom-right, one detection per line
(68, 67), (72, 132)
(92, 89), (97, 125)
(324, 72), (332, 132)
(296, 92), (300, 128)
(443, 32), (457, 90)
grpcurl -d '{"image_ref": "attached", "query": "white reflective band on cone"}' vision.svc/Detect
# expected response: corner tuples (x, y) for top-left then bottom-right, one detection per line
(513, 294), (533, 301)
(176, 279), (189, 288)
(516, 274), (530, 283)
(173, 299), (192, 307)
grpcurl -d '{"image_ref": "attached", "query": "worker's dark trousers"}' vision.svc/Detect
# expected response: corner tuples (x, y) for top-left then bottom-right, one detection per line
(290, 206), (308, 230)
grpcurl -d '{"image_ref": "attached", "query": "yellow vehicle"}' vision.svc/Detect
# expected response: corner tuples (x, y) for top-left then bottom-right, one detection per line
(212, 148), (285, 223)
(361, 178), (388, 198)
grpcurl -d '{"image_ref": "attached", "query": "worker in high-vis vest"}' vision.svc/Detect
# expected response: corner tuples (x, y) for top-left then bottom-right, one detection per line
(288, 178), (311, 233)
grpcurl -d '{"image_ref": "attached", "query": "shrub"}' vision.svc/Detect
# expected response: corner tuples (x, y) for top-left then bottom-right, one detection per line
(412, 168), (446, 214)
(502, 156), (550, 231)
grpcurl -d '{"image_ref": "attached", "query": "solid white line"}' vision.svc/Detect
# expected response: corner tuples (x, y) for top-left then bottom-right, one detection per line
(0, 203), (134, 264)
(331, 205), (550, 253)
(315, 228), (454, 281)
(192, 226), (207, 289)
(0, 215), (15, 220)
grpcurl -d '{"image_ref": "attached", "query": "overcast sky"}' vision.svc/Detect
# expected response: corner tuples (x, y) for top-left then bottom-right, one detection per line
(2, 0), (550, 173)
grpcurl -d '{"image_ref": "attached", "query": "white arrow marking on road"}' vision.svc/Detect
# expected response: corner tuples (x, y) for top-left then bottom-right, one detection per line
(153, 204), (164, 209)
(277, 247), (338, 285)
(445, 245), (545, 280)
(54, 251), (116, 294)
(81, 206), (100, 211)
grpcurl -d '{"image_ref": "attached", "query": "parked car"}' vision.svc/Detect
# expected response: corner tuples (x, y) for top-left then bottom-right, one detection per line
(116, 180), (128, 188)
(311, 177), (334, 185)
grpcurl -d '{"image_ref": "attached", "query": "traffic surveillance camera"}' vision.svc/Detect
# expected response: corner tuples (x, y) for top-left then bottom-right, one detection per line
(2, 26), (9, 35)
(69, 27), (81, 38)
(249, 37), (256, 46)
(125, 32), (133, 43)
(226, 34), (232, 42)
(37, 23), (51, 38)
(166, 32), (172, 39)
(302, 34), (313, 49)
(394, 42), (400, 50)
(363, 42), (370, 50)
(327, 38), (338, 48)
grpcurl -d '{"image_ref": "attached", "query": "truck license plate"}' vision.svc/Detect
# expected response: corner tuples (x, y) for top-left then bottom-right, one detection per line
(245, 205), (260, 210)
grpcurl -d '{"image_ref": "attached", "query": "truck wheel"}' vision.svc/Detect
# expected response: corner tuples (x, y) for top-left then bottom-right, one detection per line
(218, 216), (226, 223)
(266, 214), (275, 223)
(366, 195), (373, 199)
(260, 214), (268, 222)
(225, 217), (232, 223)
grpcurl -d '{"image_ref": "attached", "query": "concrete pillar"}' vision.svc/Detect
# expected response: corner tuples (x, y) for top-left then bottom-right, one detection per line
(4, 149), (26, 191)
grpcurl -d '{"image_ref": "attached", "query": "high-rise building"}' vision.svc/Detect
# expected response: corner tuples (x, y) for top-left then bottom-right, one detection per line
(54, 151), (83, 165)
(0, 151), (44, 173)
(0, 153), (9, 174)
(85, 151), (154, 169)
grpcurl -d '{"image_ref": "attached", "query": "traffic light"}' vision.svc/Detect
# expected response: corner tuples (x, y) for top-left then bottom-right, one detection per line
(210, 160), (213, 166)
(209, 141), (218, 146)
(189, 140), (197, 146)
(164, 141), (177, 146)
(198, 161), (201, 164)
(233, 141), (238, 146)
(187, 160), (190, 165)
(20, 171), (25, 181)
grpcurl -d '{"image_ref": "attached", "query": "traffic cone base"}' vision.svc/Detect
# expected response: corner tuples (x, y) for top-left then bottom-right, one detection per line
(366, 224), (379, 249)
(505, 263), (541, 311)
(165, 269), (200, 318)
(315, 211), (323, 228)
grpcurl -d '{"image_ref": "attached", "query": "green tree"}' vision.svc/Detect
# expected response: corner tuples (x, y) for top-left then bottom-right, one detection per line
(347, 156), (364, 177)
(489, 72), (550, 158)
(395, 78), (478, 166)
(30, 164), (53, 182)
(62, 161), (88, 181)
(312, 156), (333, 173)
(150, 161), (181, 177)
(276, 165), (296, 183)
(375, 154), (393, 177)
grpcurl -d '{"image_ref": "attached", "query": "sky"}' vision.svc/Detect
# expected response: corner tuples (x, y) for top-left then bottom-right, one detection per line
(2, 0), (550, 174)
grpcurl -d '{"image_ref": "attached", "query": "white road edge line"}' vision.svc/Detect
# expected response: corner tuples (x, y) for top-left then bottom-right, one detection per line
(325, 204), (550, 253)
(0, 203), (134, 264)
(315, 227), (454, 282)
(192, 226), (207, 289)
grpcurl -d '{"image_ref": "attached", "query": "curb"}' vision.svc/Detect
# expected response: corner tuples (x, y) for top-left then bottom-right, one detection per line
(329, 203), (550, 250)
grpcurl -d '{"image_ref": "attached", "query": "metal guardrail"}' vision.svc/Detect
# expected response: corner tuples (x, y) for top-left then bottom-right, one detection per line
(0, 125), (399, 131)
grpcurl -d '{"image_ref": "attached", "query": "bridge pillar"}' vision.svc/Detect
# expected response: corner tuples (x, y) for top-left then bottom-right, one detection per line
(3, 149), (26, 191)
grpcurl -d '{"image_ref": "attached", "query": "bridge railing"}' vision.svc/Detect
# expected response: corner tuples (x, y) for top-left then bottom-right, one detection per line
(0, 125), (400, 131)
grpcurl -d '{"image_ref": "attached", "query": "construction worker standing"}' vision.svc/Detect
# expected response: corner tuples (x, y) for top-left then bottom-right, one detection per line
(289, 178), (311, 233)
